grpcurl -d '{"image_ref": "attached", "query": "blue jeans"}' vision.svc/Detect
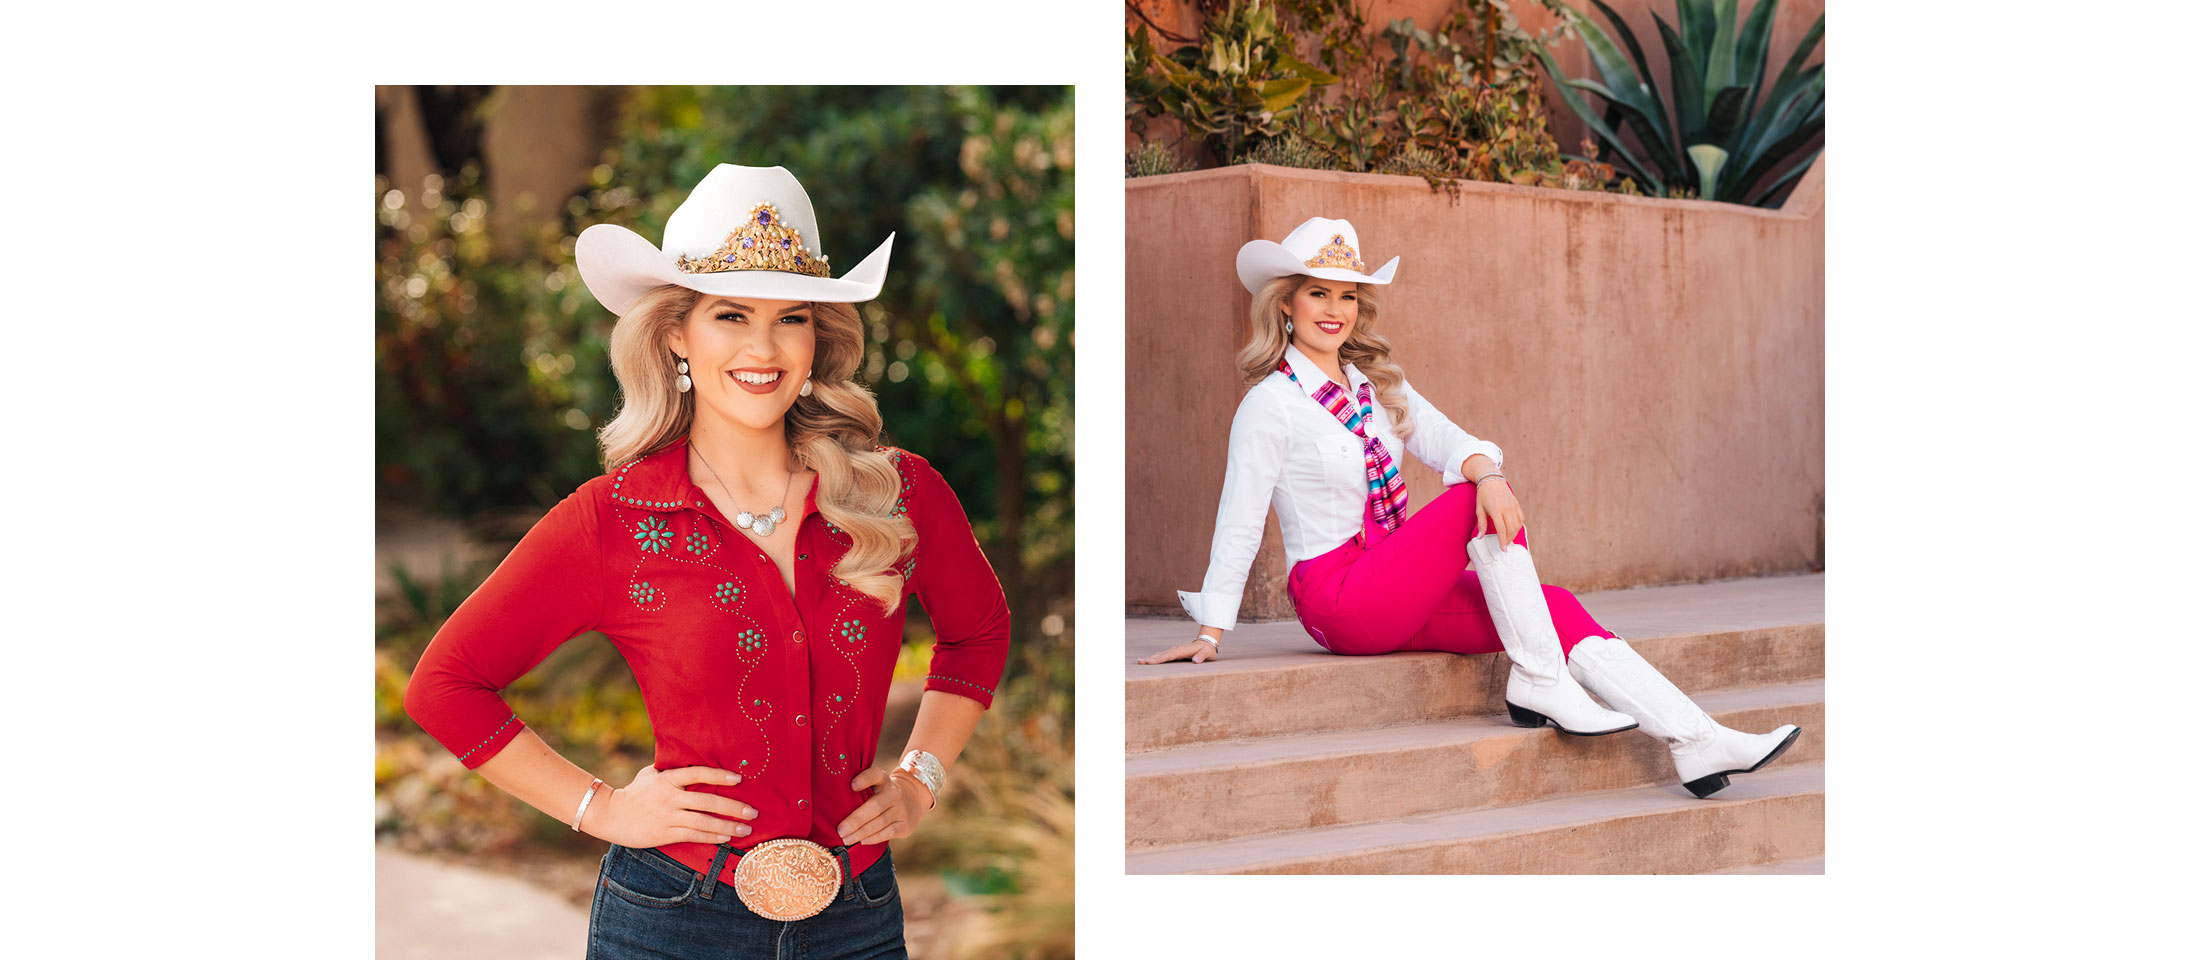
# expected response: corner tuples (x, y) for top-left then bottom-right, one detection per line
(586, 842), (906, 959)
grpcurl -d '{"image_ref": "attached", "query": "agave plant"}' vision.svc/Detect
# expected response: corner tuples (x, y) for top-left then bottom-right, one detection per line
(1538, 0), (1823, 206)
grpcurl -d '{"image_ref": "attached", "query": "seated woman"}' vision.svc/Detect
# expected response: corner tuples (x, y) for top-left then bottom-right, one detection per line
(1138, 216), (1798, 799)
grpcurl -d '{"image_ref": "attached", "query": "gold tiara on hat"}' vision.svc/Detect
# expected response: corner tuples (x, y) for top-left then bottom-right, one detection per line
(674, 202), (833, 278)
(1301, 234), (1365, 272)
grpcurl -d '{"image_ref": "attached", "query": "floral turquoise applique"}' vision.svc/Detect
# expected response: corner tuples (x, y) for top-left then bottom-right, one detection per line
(634, 516), (673, 553)
(737, 629), (766, 653)
(685, 530), (710, 554)
(630, 582), (657, 606)
(715, 582), (741, 604)
(839, 620), (865, 644)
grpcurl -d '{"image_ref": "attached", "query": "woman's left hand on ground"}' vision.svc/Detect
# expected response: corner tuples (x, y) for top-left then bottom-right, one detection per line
(1138, 638), (1222, 664)
(836, 764), (935, 845)
(1476, 482), (1525, 548)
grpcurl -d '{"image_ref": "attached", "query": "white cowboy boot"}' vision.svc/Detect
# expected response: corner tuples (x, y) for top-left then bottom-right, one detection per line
(1467, 536), (1637, 736)
(1566, 634), (1803, 798)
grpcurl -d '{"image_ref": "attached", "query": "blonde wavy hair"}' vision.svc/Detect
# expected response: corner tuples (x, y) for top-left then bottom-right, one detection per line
(1237, 275), (1415, 439)
(598, 285), (918, 612)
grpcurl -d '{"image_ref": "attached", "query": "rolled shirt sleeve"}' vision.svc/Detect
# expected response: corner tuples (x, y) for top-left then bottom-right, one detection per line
(403, 484), (605, 769)
(1179, 388), (1291, 632)
(1401, 378), (1503, 486)
(907, 455), (1012, 709)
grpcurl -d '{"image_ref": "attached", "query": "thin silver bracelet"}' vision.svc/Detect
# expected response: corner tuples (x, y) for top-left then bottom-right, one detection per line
(1192, 635), (1219, 649)
(571, 778), (605, 832)
(1472, 471), (1505, 486)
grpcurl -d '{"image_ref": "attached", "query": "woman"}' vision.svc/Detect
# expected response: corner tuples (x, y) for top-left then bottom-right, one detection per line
(405, 164), (1010, 958)
(1139, 216), (1797, 799)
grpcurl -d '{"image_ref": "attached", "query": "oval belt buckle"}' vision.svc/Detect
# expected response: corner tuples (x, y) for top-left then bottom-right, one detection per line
(733, 838), (843, 921)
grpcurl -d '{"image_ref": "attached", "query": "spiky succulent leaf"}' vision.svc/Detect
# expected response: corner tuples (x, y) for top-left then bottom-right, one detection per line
(1654, 12), (1707, 156)
(1687, 143), (1729, 199)
(1728, 86), (1821, 201)
(1572, 9), (1679, 175)
(1734, 0), (1779, 112)
(1563, 76), (1685, 178)
(1535, 44), (1664, 190)
(1702, 84), (1751, 147)
(1744, 146), (1821, 207)
(1705, 0), (1740, 102)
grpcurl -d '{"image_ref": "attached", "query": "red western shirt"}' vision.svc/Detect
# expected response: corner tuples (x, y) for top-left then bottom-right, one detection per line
(403, 437), (1010, 887)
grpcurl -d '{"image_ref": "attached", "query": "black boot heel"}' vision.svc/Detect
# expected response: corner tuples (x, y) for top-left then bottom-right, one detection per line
(1683, 773), (1730, 799)
(1507, 703), (1548, 728)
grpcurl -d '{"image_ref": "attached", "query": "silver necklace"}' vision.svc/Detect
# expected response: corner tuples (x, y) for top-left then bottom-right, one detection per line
(693, 446), (797, 537)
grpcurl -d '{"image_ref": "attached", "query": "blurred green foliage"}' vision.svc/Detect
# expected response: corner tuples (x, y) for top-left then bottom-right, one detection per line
(376, 165), (614, 513)
(375, 86), (1074, 958)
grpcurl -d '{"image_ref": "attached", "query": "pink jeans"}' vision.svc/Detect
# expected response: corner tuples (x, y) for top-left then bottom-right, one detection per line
(1286, 482), (1610, 658)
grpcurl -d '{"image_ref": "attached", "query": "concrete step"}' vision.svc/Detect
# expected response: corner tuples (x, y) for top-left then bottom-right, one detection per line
(1126, 762), (1824, 875)
(1127, 574), (1824, 752)
(1705, 856), (1824, 875)
(1127, 680), (1821, 848)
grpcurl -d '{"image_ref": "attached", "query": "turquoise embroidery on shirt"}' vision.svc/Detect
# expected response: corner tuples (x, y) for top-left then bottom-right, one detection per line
(685, 530), (710, 554)
(630, 582), (657, 606)
(634, 516), (673, 553)
(715, 582), (741, 604)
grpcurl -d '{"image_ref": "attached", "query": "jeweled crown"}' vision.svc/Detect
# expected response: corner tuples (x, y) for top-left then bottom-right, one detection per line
(1303, 234), (1366, 272)
(675, 202), (832, 278)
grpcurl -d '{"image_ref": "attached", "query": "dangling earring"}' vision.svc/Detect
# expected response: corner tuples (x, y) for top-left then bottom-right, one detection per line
(674, 356), (691, 393)
(799, 377), (813, 398)
(1284, 317), (1294, 336)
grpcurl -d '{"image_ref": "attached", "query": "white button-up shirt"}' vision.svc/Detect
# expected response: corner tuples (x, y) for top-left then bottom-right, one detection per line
(1178, 344), (1504, 631)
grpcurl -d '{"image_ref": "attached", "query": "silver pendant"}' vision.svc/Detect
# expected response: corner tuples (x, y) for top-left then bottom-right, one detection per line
(736, 511), (755, 529)
(768, 506), (787, 524)
(753, 516), (777, 536)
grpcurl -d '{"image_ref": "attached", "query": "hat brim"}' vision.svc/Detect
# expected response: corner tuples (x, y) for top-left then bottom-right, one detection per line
(576, 223), (894, 315)
(1236, 239), (1398, 295)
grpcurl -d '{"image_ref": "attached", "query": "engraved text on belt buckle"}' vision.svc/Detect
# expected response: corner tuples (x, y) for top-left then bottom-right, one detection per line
(732, 838), (843, 921)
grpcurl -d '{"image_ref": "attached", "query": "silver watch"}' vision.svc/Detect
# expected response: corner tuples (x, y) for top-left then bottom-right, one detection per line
(896, 749), (945, 807)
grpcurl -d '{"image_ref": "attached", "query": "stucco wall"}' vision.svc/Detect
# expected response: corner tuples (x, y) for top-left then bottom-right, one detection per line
(1126, 161), (1824, 618)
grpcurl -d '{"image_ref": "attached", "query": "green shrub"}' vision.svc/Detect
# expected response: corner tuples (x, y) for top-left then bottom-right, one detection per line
(1126, 0), (1623, 194)
(1126, 140), (1193, 177)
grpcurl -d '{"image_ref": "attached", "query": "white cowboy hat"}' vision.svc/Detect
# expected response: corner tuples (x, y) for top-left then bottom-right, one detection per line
(576, 163), (894, 315)
(1235, 216), (1398, 295)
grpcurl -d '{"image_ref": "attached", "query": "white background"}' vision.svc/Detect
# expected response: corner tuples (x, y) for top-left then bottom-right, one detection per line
(2, 1), (2194, 956)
